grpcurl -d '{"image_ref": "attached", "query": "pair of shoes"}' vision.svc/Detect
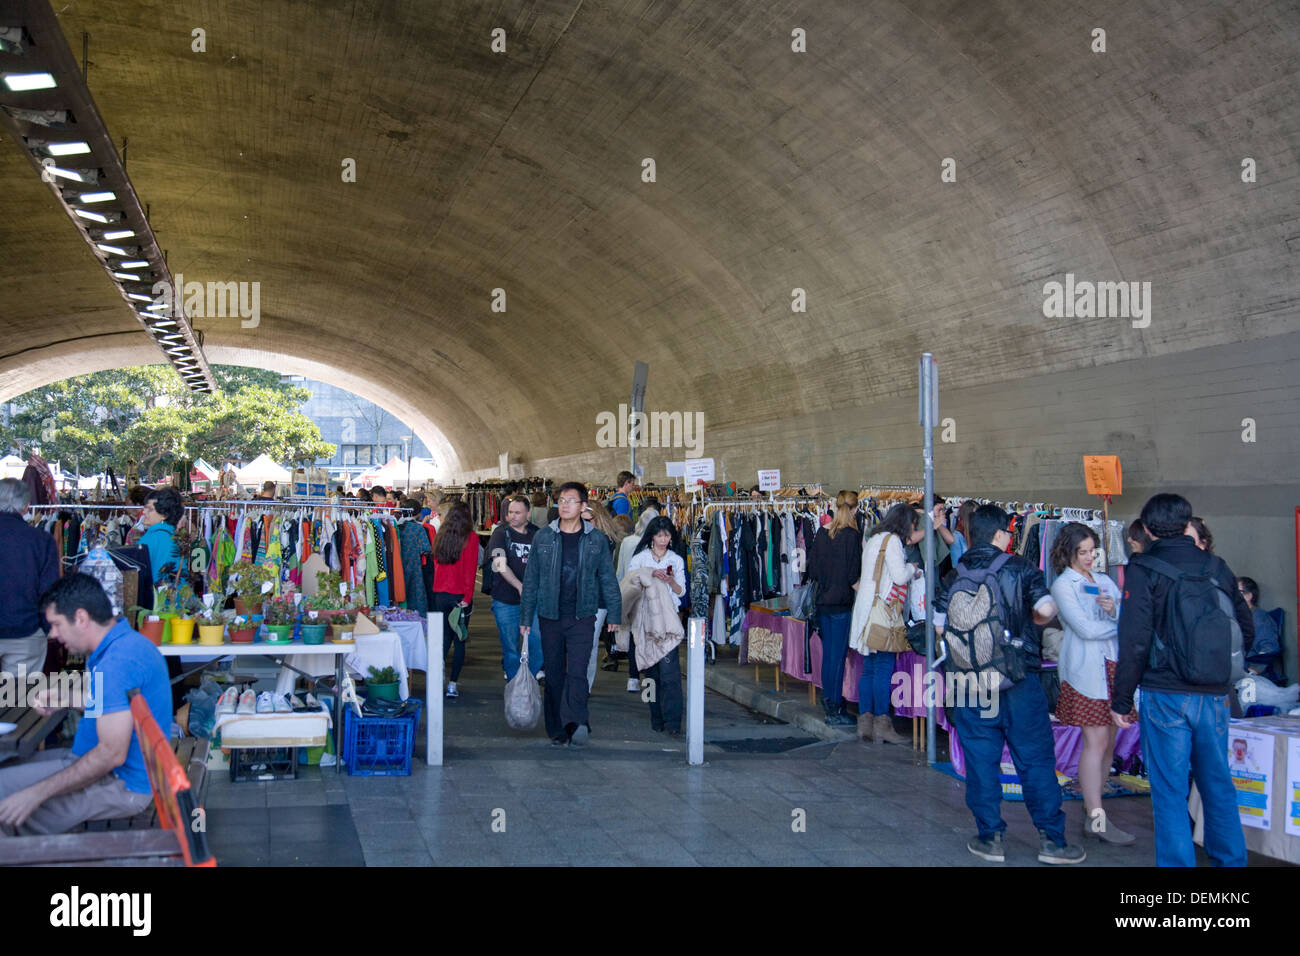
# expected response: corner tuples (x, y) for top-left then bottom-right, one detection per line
(601, 655), (620, 672)
(967, 833), (1005, 862)
(445, 681), (460, 698)
(236, 689), (257, 715)
(874, 714), (909, 745)
(857, 713), (874, 742)
(826, 711), (855, 727)
(216, 686), (240, 716)
(272, 694), (292, 713)
(1083, 807), (1136, 845)
(650, 724), (666, 733)
(256, 691), (275, 714)
(550, 735), (569, 747)
(627, 678), (640, 693)
(569, 724), (589, 747)
(1037, 829), (1087, 864)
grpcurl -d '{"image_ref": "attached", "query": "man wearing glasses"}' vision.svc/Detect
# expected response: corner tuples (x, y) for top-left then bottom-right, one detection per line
(520, 482), (622, 747)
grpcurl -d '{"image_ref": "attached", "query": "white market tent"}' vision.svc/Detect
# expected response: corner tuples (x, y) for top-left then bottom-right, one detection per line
(0, 454), (27, 479)
(370, 456), (437, 490)
(234, 454), (291, 486)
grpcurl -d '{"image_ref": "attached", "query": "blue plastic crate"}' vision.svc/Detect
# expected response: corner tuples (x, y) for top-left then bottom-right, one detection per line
(343, 699), (422, 776)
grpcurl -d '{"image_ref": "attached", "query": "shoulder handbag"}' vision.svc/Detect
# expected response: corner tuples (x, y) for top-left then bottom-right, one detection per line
(862, 535), (909, 653)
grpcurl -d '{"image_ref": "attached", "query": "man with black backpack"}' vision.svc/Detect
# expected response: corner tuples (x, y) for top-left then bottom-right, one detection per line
(1112, 493), (1254, 867)
(935, 505), (1086, 864)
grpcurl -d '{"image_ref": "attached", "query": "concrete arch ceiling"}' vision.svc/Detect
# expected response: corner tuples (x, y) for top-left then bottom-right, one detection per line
(2, 0), (1297, 479)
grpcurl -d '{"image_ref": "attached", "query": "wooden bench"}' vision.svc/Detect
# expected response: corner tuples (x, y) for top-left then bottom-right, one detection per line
(0, 694), (215, 867)
(0, 705), (68, 761)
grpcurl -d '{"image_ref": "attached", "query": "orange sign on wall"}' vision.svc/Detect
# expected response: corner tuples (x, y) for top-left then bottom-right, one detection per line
(1083, 456), (1122, 496)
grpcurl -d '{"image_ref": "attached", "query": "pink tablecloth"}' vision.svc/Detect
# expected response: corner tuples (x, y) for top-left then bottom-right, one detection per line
(740, 609), (863, 702)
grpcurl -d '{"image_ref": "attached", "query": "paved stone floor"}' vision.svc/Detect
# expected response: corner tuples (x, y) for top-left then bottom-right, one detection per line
(203, 617), (1283, 867)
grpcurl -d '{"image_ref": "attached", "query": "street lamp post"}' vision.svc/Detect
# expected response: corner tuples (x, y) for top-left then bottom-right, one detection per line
(402, 435), (412, 491)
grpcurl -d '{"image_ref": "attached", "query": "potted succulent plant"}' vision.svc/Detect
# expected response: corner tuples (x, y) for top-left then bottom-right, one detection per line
(263, 596), (296, 643)
(329, 608), (359, 643)
(228, 613), (259, 644)
(229, 561), (277, 617)
(130, 605), (165, 645)
(365, 665), (400, 701)
(194, 607), (226, 646)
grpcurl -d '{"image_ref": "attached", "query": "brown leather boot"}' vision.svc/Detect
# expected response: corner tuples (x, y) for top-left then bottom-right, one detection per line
(857, 713), (874, 742)
(874, 714), (908, 745)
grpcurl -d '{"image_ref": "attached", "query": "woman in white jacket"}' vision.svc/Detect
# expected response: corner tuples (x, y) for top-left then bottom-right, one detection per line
(849, 503), (921, 744)
(1049, 522), (1134, 846)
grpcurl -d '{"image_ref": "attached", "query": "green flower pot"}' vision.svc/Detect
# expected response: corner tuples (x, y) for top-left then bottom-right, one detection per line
(265, 624), (294, 644)
(366, 681), (400, 701)
(301, 623), (327, 645)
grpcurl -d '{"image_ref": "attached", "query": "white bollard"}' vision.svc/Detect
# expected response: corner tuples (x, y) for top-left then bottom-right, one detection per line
(426, 611), (443, 766)
(686, 616), (705, 766)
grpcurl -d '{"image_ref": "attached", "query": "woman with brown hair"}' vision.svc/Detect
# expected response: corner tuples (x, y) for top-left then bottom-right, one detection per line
(807, 491), (864, 727)
(426, 501), (479, 698)
(1048, 522), (1133, 845)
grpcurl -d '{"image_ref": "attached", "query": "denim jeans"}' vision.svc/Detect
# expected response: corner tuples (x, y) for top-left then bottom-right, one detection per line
(819, 611), (851, 709)
(433, 592), (467, 682)
(950, 676), (1066, 844)
(1140, 690), (1247, 867)
(858, 651), (897, 717)
(491, 600), (542, 681)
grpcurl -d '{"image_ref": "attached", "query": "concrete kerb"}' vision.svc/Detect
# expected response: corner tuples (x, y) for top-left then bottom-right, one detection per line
(702, 660), (854, 744)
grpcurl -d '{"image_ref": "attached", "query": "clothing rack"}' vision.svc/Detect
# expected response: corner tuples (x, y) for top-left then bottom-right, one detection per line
(25, 502), (139, 511)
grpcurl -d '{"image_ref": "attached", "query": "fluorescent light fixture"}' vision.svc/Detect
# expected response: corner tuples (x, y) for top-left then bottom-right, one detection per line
(102, 229), (134, 240)
(119, 259), (148, 268)
(76, 209), (109, 224)
(127, 292), (152, 301)
(3, 72), (56, 92)
(45, 141), (91, 156)
(160, 334), (185, 342)
(47, 165), (97, 184)
(144, 303), (169, 311)
(151, 319), (177, 326)
(112, 271), (141, 281)
(79, 190), (115, 203)
(95, 243), (126, 255)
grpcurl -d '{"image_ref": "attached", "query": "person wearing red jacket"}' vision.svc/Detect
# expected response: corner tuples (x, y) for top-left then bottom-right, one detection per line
(425, 502), (479, 698)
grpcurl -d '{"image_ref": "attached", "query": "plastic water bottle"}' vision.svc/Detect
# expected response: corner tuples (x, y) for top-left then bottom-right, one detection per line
(80, 546), (124, 617)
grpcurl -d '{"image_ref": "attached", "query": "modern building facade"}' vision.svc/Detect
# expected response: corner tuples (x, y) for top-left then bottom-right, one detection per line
(282, 376), (433, 479)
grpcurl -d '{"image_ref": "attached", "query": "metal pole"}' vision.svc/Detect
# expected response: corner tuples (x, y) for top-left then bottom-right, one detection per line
(920, 354), (938, 765)
(686, 616), (705, 765)
(426, 611), (444, 766)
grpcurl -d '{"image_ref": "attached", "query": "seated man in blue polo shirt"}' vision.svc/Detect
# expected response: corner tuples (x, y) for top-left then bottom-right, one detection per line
(0, 573), (171, 836)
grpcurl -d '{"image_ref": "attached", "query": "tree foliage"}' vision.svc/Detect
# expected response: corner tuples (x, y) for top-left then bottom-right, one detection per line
(0, 365), (335, 478)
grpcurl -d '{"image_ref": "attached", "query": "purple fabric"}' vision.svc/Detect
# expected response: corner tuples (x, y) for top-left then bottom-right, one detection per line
(890, 652), (953, 731)
(740, 609), (862, 701)
(949, 718), (1142, 778)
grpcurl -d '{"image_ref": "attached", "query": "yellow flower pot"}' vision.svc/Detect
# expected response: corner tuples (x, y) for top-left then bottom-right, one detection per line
(198, 624), (226, 646)
(170, 618), (196, 645)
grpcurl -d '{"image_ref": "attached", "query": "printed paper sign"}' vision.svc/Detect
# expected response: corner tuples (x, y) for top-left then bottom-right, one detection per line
(665, 461), (685, 478)
(1229, 729), (1274, 829)
(684, 458), (715, 484)
(758, 470), (780, 492)
(1286, 737), (1300, 837)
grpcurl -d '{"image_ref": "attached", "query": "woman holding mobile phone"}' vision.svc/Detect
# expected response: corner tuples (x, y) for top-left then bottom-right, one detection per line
(1049, 522), (1134, 845)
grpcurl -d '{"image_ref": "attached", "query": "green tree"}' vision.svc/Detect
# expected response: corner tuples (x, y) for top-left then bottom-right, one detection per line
(1, 366), (335, 478)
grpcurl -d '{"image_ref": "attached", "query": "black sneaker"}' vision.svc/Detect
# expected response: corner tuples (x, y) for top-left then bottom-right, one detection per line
(550, 735), (569, 747)
(967, 833), (1005, 862)
(1037, 830), (1086, 865)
